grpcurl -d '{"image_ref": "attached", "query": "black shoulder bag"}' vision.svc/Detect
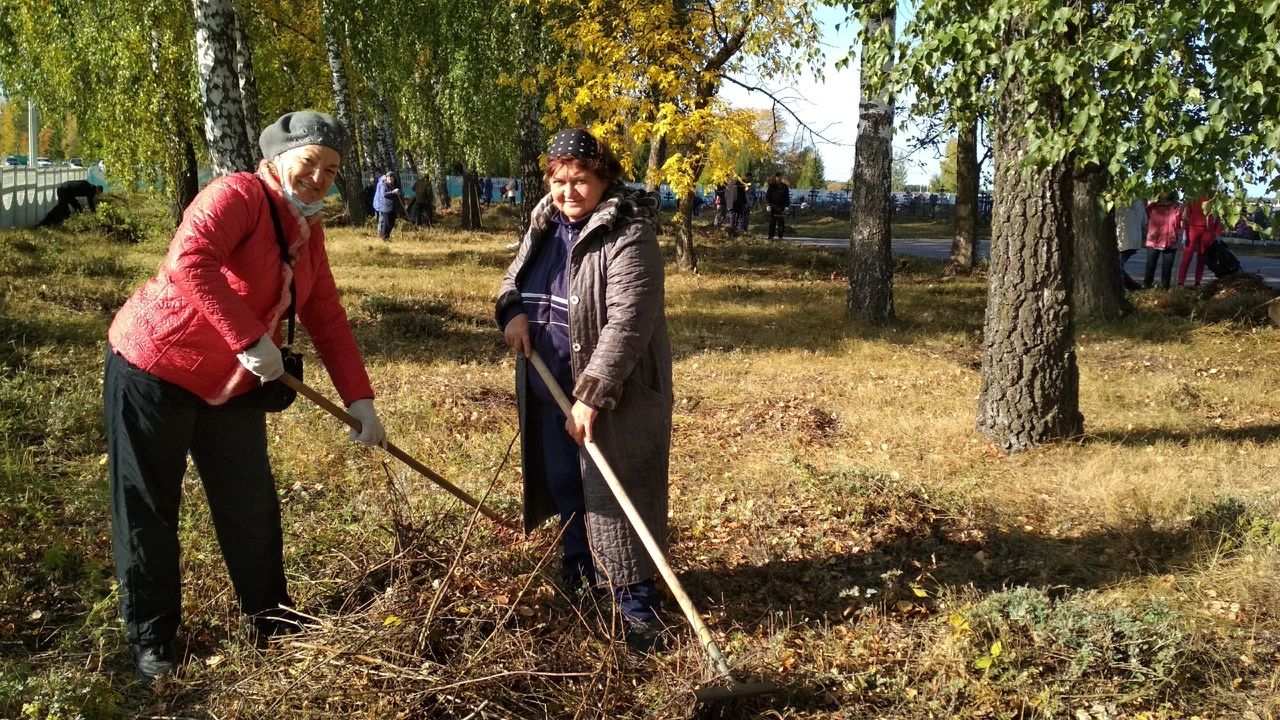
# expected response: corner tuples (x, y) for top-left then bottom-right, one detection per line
(232, 178), (304, 412)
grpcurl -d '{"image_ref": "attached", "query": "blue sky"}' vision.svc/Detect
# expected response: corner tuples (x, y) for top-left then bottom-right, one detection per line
(720, 3), (943, 187)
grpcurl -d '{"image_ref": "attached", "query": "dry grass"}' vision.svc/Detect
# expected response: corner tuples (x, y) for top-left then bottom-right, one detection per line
(2, 200), (1280, 718)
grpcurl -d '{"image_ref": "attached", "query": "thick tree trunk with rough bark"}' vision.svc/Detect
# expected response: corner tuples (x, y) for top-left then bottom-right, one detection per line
(231, 12), (260, 159)
(434, 161), (451, 209)
(322, 0), (366, 225)
(174, 132), (199, 219)
(192, 0), (254, 175)
(846, 2), (896, 324)
(976, 73), (1083, 453)
(1071, 163), (1129, 321)
(460, 170), (482, 229)
(948, 120), (979, 274)
(676, 189), (698, 272)
(148, 24), (199, 224)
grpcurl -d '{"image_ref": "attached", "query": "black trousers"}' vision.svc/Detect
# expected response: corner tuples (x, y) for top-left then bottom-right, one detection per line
(533, 398), (592, 584)
(104, 348), (290, 646)
(768, 208), (786, 239)
(1143, 247), (1177, 289)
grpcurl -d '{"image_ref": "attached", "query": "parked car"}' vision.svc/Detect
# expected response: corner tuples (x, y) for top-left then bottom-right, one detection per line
(36, 156), (53, 168)
(3, 155), (25, 167)
(66, 157), (84, 168)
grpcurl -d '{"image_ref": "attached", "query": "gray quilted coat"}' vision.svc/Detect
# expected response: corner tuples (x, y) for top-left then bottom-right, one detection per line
(495, 186), (673, 587)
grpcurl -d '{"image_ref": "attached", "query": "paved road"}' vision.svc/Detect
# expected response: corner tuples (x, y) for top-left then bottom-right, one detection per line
(784, 235), (1280, 287)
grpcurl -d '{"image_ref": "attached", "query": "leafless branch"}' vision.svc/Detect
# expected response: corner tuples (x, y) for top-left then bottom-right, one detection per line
(719, 74), (847, 147)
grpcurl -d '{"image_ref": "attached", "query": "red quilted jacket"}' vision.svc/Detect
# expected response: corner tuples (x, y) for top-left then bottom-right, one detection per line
(109, 162), (374, 406)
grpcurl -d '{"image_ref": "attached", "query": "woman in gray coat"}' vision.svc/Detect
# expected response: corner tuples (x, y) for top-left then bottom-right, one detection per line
(495, 129), (672, 651)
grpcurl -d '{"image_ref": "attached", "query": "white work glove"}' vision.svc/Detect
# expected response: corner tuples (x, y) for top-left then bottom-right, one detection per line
(237, 334), (282, 382)
(346, 398), (387, 448)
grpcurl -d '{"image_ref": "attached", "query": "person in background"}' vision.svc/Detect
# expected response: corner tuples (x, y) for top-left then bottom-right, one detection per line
(410, 174), (435, 226)
(1179, 193), (1222, 288)
(712, 184), (726, 228)
(1143, 192), (1184, 290)
(373, 170), (403, 241)
(1115, 197), (1147, 291)
(765, 173), (791, 240)
(725, 176), (745, 234)
(37, 180), (104, 227)
(496, 128), (672, 654)
(104, 111), (387, 683)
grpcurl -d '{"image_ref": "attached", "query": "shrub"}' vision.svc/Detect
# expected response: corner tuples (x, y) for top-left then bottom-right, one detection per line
(62, 200), (145, 244)
(962, 587), (1188, 702)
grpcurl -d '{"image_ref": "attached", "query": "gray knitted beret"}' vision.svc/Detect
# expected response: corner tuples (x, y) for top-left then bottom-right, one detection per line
(259, 111), (346, 159)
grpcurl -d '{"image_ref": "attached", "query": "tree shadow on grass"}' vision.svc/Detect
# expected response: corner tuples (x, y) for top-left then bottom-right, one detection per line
(671, 281), (988, 357)
(680, 522), (1202, 630)
(672, 474), (1249, 636)
(672, 505), (1225, 718)
(328, 291), (509, 367)
(1087, 423), (1280, 446)
(333, 246), (516, 272)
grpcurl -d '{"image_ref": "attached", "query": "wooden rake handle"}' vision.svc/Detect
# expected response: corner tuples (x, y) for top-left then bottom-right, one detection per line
(278, 372), (515, 530)
(525, 351), (739, 683)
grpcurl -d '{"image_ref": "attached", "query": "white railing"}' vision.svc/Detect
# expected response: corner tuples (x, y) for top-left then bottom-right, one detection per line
(0, 168), (89, 229)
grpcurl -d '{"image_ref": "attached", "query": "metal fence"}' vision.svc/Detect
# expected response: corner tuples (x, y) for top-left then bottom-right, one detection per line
(0, 168), (89, 229)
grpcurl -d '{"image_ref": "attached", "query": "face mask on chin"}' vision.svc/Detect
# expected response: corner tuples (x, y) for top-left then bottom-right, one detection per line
(282, 177), (327, 217)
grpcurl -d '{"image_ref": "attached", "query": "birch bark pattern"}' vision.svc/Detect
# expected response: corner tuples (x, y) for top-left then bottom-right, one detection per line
(322, 0), (367, 224)
(976, 71), (1083, 453)
(846, 0), (895, 324)
(192, 0), (254, 175)
(357, 96), (379, 180)
(232, 11), (261, 160)
(948, 120), (979, 274)
(516, 5), (544, 234)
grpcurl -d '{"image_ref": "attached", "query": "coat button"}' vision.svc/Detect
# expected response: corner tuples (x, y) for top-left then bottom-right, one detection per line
(572, 342), (582, 352)
(569, 295), (580, 304)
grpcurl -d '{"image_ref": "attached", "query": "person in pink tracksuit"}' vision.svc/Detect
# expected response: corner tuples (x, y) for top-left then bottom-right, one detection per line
(1178, 193), (1223, 288)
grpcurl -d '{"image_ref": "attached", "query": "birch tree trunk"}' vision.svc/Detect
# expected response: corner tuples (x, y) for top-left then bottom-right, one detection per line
(192, 0), (254, 175)
(846, 0), (896, 324)
(356, 94), (379, 179)
(149, 25), (199, 222)
(976, 67), (1083, 453)
(1070, 163), (1129, 321)
(516, 4), (544, 233)
(231, 11), (260, 159)
(364, 75), (399, 175)
(948, 120), (979, 274)
(322, 0), (367, 224)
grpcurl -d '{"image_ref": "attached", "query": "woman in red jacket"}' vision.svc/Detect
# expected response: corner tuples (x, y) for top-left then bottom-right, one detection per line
(104, 111), (386, 683)
(1143, 193), (1184, 289)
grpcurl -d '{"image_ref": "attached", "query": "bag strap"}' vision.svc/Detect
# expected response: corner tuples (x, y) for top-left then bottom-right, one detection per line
(255, 175), (297, 347)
